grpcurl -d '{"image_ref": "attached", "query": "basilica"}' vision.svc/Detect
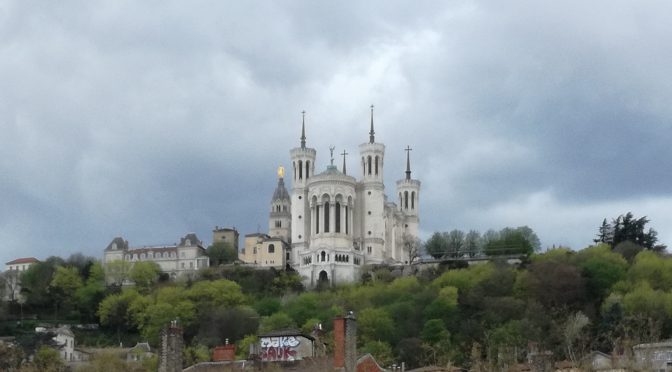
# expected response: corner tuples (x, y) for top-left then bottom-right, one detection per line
(249, 108), (421, 287)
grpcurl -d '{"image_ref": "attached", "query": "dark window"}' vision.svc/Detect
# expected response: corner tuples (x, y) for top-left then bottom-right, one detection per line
(367, 156), (372, 175)
(411, 191), (415, 209)
(375, 156), (379, 175)
(335, 202), (341, 233)
(316, 205), (320, 234)
(324, 202), (330, 233)
(306, 161), (310, 179)
(268, 244), (275, 253)
(298, 160), (303, 179)
(345, 206), (349, 235)
(404, 191), (409, 209)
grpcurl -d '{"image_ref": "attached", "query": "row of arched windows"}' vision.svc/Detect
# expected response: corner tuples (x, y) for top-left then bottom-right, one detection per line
(126, 251), (174, 260)
(300, 253), (361, 266)
(312, 196), (352, 235)
(335, 254), (349, 263)
(399, 190), (417, 210)
(273, 205), (288, 212)
(362, 155), (380, 176)
(293, 160), (311, 180)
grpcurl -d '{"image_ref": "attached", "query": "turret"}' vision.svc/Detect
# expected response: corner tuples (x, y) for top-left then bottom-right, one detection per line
(396, 145), (421, 238)
(357, 106), (386, 263)
(269, 166), (291, 241)
(290, 112), (316, 258)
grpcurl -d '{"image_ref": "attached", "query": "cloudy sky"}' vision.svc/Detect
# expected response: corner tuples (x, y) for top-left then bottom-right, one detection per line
(2, 1), (672, 264)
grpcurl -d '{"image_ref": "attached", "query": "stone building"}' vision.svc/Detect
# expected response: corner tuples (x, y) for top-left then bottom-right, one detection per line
(103, 233), (209, 280)
(212, 226), (239, 251)
(288, 108), (421, 286)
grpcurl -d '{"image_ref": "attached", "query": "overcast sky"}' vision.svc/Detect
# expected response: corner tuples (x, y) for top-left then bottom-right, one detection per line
(2, 1), (672, 264)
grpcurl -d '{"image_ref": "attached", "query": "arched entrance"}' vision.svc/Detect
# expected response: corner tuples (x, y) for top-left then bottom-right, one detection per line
(317, 270), (329, 290)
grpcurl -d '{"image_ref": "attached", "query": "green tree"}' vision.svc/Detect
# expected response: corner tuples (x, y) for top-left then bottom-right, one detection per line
(183, 344), (210, 366)
(422, 319), (449, 344)
(464, 230), (482, 257)
(49, 266), (84, 317)
(358, 308), (395, 343)
(32, 346), (66, 372)
(485, 229), (533, 256)
(0, 341), (24, 371)
(425, 232), (448, 259)
(574, 244), (628, 299)
(599, 212), (665, 251)
(259, 312), (296, 333)
(206, 241), (238, 266)
(186, 279), (246, 308)
(75, 262), (107, 322)
(447, 230), (465, 257)
(104, 260), (132, 287)
(129, 261), (161, 293)
(98, 289), (143, 340)
(20, 258), (61, 310)
(360, 340), (394, 366)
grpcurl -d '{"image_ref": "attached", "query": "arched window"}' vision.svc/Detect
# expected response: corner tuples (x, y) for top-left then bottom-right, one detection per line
(399, 193), (403, 210)
(404, 191), (409, 209)
(367, 156), (372, 175)
(315, 205), (320, 234)
(375, 156), (379, 175)
(361, 157), (365, 176)
(345, 206), (349, 235)
(306, 160), (310, 179)
(293, 161), (296, 180)
(324, 202), (330, 233)
(268, 244), (275, 253)
(298, 160), (303, 179)
(321, 251), (326, 262)
(412, 191), (416, 209)
(335, 202), (341, 233)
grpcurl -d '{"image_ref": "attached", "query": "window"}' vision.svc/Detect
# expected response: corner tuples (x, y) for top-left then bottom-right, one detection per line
(324, 202), (330, 233)
(316, 205), (320, 234)
(375, 156), (379, 175)
(268, 244), (275, 253)
(367, 246), (372, 254)
(275, 220), (281, 228)
(412, 191), (416, 209)
(335, 202), (341, 233)
(345, 206), (349, 235)
(367, 156), (372, 175)
(298, 160), (303, 179)
(306, 160), (310, 179)
(404, 191), (409, 209)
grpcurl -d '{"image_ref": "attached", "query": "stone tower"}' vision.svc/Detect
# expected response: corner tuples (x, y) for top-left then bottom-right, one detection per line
(290, 112), (316, 263)
(268, 166), (291, 242)
(357, 106), (386, 262)
(396, 145), (421, 241)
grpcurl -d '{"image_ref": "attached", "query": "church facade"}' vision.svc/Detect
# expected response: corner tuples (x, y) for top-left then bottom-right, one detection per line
(260, 109), (421, 287)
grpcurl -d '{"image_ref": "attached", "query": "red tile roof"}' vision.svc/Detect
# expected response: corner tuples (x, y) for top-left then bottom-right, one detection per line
(5, 257), (39, 265)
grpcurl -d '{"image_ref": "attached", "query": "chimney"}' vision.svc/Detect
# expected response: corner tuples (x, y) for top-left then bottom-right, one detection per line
(334, 312), (357, 372)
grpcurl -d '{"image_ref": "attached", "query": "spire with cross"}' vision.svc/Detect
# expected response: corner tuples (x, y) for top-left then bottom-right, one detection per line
(300, 110), (306, 149)
(405, 145), (413, 180)
(369, 104), (375, 143)
(341, 149), (349, 174)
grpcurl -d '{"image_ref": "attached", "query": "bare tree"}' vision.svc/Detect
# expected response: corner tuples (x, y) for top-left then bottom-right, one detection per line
(402, 233), (422, 264)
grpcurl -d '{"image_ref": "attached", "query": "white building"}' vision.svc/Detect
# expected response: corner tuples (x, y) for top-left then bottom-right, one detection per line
(5, 257), (39, 272)
(284, 109), (420, 287)
(103, 233), (209, 280)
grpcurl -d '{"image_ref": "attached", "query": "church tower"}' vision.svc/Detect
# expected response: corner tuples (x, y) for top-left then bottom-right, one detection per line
(358, 106), (386, 263)
(269, 166), (291, 241)
(290, 112), (316, 260)
(396, 146), (421, 241)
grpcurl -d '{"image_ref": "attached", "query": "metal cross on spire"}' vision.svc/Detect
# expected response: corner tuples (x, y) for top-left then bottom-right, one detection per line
(300, 110), (306, 149)
(341, 149), (349, 174)
(405, 145), (413, 180)
(369, 104), (375, 143)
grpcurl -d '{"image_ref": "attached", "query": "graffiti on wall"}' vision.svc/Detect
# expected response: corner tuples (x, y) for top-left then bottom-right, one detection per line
(260, 336), (300, 361)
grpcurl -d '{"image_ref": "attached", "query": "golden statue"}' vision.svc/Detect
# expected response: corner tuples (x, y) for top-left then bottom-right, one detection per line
(277, 166), (285, 178)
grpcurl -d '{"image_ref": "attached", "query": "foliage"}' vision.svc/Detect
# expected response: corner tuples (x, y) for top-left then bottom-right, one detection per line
(129, 261), (161, 293)
(594, 212), (665, 251)
(361, 340), (394, 366)
(259, 312), (296, 333)
(183, 344), (210, 366)
(32, 346), (66, 372)
(206, 242), (238, 266)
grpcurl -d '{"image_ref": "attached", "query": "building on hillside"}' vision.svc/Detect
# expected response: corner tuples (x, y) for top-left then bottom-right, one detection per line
(102, 233), (209, 280)
(5, 257), (39, 272)
(262, 108), (421, 287)
(2, 257), (39, 302)
(238, 168), (292, 269)
(212, 226), (240, 251)
(240, 233), (290, 269)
